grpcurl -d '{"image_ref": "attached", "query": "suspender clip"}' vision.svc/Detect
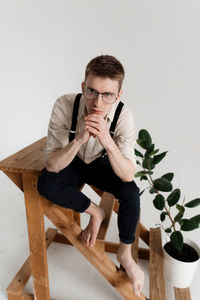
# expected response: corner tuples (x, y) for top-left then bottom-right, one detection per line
(101, 152), (107, 158)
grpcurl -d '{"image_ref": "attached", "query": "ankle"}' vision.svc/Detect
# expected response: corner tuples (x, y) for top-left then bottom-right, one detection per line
(85, 202), (101, 217)
(118, 242), (131, 253)
(117, 245), (132, 260)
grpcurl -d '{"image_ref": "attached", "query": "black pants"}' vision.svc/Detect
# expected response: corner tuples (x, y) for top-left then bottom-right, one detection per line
(37, 155), (140, 244)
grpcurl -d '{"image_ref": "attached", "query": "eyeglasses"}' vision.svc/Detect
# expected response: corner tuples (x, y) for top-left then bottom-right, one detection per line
(84, 88), (117, 104)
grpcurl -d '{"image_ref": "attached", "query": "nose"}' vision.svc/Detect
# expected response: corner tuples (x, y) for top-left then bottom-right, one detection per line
(94, 93), (103, 106)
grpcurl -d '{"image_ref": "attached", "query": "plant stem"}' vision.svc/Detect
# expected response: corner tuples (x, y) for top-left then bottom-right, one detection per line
(143, 160), (176, 233)
(164, 204), (176, 232)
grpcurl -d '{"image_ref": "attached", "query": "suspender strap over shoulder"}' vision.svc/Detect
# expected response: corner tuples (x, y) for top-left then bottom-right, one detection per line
(101, 101), (124, 157)
(69, 93), (82, 142)
(109, 101), (124, 138)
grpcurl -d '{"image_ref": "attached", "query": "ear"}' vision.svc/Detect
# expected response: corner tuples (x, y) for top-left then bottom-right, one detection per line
(117, 89), (123, 100)
(81, 81), (85, 93)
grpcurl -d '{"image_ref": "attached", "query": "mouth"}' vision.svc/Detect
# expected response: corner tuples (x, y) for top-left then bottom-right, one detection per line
(92, 109), (103, 114)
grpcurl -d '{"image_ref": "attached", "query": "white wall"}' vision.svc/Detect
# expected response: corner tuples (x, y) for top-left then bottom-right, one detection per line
(0, 1), (200, 299)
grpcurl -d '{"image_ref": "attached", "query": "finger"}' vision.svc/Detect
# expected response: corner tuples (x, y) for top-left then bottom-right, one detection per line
(85, 120), (100, 129)
(86, 126), (99, 136)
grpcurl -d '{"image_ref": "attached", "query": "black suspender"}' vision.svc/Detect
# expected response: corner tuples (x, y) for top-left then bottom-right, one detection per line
(69, 93), (124, 156)
(69, 93), (82, 142)
(101, 101), (124, 157)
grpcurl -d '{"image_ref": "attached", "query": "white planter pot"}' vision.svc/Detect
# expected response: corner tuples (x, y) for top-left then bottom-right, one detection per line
(162, 238), (200, 288)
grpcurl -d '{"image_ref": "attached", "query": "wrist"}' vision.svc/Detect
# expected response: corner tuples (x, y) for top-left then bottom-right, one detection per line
(104, 137), (116, 153)
(74, 136), (84, 146)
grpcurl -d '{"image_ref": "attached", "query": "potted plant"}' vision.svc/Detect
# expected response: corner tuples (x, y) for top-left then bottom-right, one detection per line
(135, 129), (200, 288)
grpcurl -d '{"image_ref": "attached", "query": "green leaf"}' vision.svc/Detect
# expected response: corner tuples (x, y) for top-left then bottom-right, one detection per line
(145, 144), (155, 158)
(170, 231), (183, 251)
(174, 211), (184, 222)
(153, 178), (173, 192)
(153, 194), (165, 210)
(176, 204), (185, 213)
(185, 198), (200, 208)
(190, 214), (200, 226)
(142, 158), (155, 170)
(160, 212), (167, 221)
(148, 148), (159, 157)
(181, 219), (199, 231)
(135, 149), (143, 158)
(137, 139), (149, 150)
(135, 171), (146, 178)
(167, 189), (181, 207)
(152, 151), (168, 165)
(136, 160), (141, 165)
(135, 171), (153, 178)
(161, 173), (174, 182)
(138, 129), (152, 147)
(149, 187), (157, 194)
(177, 219), (184, 226)
(165, 228), (172, 233)
(140, 175), (148, 181)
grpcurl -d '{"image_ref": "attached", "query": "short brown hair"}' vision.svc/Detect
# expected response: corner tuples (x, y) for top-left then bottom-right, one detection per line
(85, 55), (125, 90)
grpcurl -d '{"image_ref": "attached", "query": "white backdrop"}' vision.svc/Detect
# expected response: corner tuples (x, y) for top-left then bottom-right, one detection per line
(0, 1), (200, 299)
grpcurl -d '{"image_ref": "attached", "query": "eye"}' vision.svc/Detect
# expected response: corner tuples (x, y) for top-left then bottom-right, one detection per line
(104, 92), (112, 97)
(89, 88), (96, 93)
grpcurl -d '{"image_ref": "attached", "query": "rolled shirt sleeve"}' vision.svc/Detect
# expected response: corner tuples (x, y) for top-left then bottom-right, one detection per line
(113, 106), (137, 168)
(44, 96), (72, 162)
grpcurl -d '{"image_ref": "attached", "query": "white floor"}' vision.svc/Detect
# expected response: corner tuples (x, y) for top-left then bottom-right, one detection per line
(0, 173), (199, 300)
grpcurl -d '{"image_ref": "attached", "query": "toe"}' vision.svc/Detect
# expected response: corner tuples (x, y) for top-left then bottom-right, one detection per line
(86, 232), (91, 246)
(89, 235), (96, 247)
(133, 281), (141, 296)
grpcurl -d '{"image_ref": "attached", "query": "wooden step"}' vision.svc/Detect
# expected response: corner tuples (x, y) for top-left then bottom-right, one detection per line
(139, 223), (149, 246)
(174, 287), (191, 300)
(97, 192), (116, 241)
(149, 228), (166, 300)
(0, 137), (46, 173)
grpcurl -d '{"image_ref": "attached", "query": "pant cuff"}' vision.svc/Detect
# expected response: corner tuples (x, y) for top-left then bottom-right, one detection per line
(77, 199), (91, 213)
(119, 236), (135, 244)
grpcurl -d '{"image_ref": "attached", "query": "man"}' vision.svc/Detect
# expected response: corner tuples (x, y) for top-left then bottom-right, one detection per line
(37, 55), (144, 296)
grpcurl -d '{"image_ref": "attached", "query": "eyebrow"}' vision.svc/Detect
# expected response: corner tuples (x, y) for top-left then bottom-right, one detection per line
(87, 86), (115, 94)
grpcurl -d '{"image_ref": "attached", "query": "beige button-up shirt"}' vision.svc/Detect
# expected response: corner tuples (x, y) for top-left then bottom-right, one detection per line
(45, 93), (137, 167)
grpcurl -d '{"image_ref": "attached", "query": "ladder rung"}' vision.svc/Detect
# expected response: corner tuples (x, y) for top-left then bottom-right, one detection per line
(97, 192), (116, 241)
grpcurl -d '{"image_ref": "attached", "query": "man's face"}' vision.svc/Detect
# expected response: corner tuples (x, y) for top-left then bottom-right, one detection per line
(81, 74), (122, 118)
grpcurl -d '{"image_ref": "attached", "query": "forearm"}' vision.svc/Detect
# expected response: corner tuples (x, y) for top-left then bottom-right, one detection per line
(106, 140), (136, 182)
(45, 138), (83, 173)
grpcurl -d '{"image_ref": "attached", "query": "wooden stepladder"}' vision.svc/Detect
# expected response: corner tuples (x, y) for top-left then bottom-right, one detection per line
(0, 137), (192, 300)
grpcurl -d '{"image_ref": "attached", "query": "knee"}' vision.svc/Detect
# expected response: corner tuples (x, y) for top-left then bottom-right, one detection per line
(37, 173), (57, 199)
(37, 173), (47, 195)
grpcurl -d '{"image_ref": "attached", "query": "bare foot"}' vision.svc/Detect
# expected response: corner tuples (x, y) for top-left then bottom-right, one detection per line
(81, 206), (105, 247)
(117, 247), (144, 296)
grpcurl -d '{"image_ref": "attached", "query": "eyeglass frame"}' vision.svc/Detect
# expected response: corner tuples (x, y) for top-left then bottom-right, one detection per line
(83, 87), (118, 104)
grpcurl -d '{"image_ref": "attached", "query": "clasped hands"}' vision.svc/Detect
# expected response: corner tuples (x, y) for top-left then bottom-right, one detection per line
(84, 114), (111, 148)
